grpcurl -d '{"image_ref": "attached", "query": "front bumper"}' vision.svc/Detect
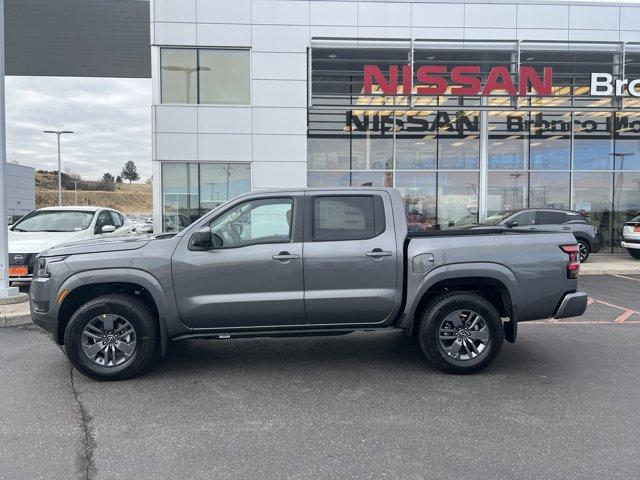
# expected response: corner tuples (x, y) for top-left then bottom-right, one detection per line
(29, 276), (59, 339)
(554, 291), (588, 319)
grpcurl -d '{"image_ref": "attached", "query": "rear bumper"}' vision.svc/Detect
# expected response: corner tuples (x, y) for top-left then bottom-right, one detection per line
(554, 291), (588, 319)
(621, 240), (640, 250)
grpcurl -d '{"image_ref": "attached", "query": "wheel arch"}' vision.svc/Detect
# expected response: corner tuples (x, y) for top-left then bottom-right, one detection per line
(56, 269), (170, 355)
(401, 263), (518, 341)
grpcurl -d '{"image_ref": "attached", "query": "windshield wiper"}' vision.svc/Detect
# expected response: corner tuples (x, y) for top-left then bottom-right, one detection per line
(11, 227), (26, 232)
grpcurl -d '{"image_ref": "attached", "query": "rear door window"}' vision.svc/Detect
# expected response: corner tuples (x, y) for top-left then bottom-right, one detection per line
(538, 211), (566, 225)
(313, 196), (377, 242)
(509, 211), (536, 226)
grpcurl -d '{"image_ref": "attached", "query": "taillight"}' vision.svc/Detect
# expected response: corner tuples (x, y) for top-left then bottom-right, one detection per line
(560, 244), (580, 279)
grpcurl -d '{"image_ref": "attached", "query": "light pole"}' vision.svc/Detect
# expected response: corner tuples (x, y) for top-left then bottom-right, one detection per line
(43, 130), (73, 205)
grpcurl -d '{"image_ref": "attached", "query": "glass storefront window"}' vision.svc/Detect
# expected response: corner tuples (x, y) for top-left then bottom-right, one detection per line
(352, 137), (393, 170)
(613, 172), (640, 252)
(487, 171), (527, 215)
(488, 112), (526, 170)
(198, 49), (250, 105)
(573, 113), (613, 170)
(162, 162), (251, 232)
(437, 172), (479, 229)
(529, 172), (570, 209)
(614, 114), (640, 171)
(161, 49), (197, 104)
(573, 173), (613, 248)
(350, 171), (393, 187)
(308, 171), (350, 187)
(396, 112), (437, 170)
(160, 48), (250, 105)
(395, 172), (436, 231)
(308, 138), (351, 170)
(438, 111), (480, 169)
(529, 112), (571, 170)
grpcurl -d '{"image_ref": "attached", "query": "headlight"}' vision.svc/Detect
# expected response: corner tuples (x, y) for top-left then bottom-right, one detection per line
(35, 255), (68, 278)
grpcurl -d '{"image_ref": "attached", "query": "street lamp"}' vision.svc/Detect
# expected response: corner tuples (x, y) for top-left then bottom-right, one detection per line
(43, 130), (74, 205)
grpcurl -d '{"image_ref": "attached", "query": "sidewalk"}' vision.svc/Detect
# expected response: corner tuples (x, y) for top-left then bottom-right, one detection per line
(581, 254), (640, 276)
(0, 294), (31, 327)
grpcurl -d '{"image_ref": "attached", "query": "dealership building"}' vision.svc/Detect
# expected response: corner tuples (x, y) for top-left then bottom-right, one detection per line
(150, 0), (640, 251)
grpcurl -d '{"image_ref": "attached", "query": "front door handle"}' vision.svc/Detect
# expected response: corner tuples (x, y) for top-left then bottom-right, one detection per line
(562, 226), (571, 230)
(273, 251), (300, 261)
(366, 248), (392, 258)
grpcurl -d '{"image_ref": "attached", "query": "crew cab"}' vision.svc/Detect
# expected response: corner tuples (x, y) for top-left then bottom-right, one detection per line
(9, 206), (133, 283)
(30, 188), (587, 380)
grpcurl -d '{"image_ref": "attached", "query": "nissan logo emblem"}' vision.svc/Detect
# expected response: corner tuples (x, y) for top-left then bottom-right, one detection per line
(13, 254), (24, 262)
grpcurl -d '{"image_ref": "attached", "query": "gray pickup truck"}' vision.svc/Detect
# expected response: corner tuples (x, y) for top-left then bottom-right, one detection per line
(30, 188), (587, 380)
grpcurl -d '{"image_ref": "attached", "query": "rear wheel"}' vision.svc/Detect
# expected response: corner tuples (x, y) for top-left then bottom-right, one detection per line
(577, 239), (590, 263)
(628, 248), (640, 260)
(418, 293), (504, 374)
(64, 294), (159, 381)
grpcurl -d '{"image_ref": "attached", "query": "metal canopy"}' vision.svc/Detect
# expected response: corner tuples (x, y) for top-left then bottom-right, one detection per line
(5, 0), (150, 78)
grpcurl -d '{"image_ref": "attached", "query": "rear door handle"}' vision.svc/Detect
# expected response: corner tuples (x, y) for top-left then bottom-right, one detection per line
(562, 226), (571, 230)
(366, 248), (392, 258)
(273, 252), (300, 261)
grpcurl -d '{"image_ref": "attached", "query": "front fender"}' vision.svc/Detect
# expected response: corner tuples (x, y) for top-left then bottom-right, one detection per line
(399, 262), (520, 331)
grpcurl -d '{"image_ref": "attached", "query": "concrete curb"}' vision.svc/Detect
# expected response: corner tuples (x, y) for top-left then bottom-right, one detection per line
(1, 312), (33, 327)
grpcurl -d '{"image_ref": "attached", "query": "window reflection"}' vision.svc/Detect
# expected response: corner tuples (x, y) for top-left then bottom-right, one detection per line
(530, 172), (570, 209)
(529, 112), (571, 170)
(437, 172), (479, 229)
(573, 113), (613, 170)
(614, 114), (640, 171)
(613, 172), (640, 252)
(573, 173), (613, 248)
(350, 171), (393, 187)
(308, 171), (350, 187)
(488, 112), (526, 169)
(488, 171), (527, 215)
(395, 172), (436, 231)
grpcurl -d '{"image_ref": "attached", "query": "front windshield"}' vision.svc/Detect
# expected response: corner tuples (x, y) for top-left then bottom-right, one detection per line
(630, 215), (640, 223)
(481, 211), (514, 225)
(12, 210), (95, 232)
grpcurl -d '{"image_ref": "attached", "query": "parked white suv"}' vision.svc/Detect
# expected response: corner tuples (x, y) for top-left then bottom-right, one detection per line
(8, 206), (133, 282)
(621, 214), (640, 260)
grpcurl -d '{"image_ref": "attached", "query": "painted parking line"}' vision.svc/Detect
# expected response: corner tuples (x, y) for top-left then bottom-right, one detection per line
(529, 296), (640, 325)
(611, 274), (640, 283)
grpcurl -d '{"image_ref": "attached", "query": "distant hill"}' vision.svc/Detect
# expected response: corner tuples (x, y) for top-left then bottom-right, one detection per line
(35, 171), (152, 215)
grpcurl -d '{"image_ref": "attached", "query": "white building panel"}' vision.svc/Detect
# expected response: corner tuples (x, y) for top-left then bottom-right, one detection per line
(412, 3), (465, 28)
(154, 23), (197, 45)
(620, 7), (640, 31)
(196, 24), (251, 47)
(155, 106), (198, 133)
(252, 25), (309, 52)
(569, 6), (619, 31)
(252, 108), (307, 135)
(357, 2), (411, 27)
(252, 0), (310, 25)
(252, 161), (307, 189)
(155, 133), (198, 161)
(252, 52), (307, 80)
(154, 0), (196, 23)
(196, 0), (251, 24)
(310, 1), (357, 27)
(198, 134), (253, 161)
(464, 4), (517, 29)
(197, 107), (252, 134)
(252, 79), (307, 108)
(517, 4), (568, 30)
(252, 135), (307, 162)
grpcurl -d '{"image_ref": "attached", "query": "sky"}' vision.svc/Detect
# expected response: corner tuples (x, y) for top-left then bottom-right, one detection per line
(5, 76), (152, 181)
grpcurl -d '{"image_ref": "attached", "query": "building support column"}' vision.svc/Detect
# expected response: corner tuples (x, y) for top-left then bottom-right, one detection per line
(478, 97), (489, 222)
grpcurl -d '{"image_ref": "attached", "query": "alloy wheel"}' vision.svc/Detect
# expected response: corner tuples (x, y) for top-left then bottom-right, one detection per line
(81, 314), (137, 367)
(438, 309), (490, 361)
(578, 242), (589, 262)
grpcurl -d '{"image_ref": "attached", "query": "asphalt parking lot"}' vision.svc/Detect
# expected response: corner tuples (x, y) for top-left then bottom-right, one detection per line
(1, 274), (639, 480)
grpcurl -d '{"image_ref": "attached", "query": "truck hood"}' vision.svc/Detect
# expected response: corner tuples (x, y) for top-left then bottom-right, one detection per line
(8, 229), (90, 254)
(41, 235), (156, 257)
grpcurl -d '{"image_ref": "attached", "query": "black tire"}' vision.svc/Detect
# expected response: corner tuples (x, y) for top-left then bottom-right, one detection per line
(628, 249), (640, 260)
(577, 239), (590, 263)
(418, 292), (504, 375)
(64, 294), (159, 381)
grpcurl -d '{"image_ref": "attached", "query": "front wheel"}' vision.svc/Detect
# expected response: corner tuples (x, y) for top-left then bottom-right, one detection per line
(64, 294), (159, 381)
(418, 293), (504, 374)
(628, 248), (640, 260)
(577, 240), (590, 263)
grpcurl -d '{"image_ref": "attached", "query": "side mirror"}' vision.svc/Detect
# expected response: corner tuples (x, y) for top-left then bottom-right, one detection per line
(101, 225), (116, 233)
(190, 226), (214, 250)
(505, 221), (518, 228)
(212, 232), (223, 248)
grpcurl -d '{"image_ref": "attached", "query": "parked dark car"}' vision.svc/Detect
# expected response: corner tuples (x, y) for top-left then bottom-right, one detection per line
(478, 208), (600, 262)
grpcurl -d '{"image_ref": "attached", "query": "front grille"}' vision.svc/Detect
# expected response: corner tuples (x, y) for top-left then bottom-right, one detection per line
(9, 252), (36, 276)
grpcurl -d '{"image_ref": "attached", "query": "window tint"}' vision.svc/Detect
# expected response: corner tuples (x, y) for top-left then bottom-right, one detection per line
(95, 211), (115, 233)
(510, 211), (536, 226)
(110, 211), (123, 228)
(538, 211), (566, 225)
(209, 198), (292, 248)
(314, 196), (376, 241)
